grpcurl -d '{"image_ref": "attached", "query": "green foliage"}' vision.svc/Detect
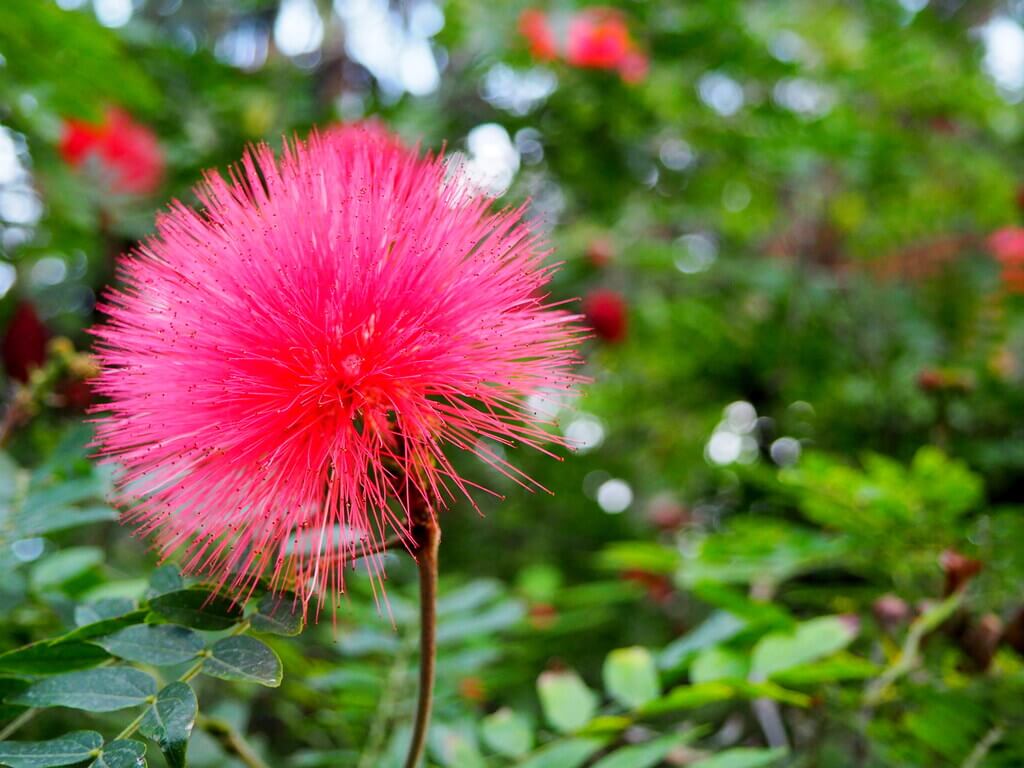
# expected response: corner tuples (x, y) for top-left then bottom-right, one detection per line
(4, 0), (1024, 765)
(138, 683), (196, 768)
(0, 731), (102, 768)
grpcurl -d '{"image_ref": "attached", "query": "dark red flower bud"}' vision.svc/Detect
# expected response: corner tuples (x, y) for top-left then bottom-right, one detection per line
(584, 289), (627, 344)
(586, 237), (615, 268)
(940, 549), (983, 596)
(873, 594), (910, 628)
(962, 613), (1002, 671)
(3, 302), (49, 382)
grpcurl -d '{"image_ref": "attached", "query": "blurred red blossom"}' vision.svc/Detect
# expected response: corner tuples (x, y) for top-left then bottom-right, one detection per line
(987, 227), (1024, 294)
(586, 236), (615, 268)
(518, 9), (558, 61)
(519, 7), (647, 83)
(2, 302), (48, 382)
(584, 288), (628, 343)
(59, 107), (164, 195)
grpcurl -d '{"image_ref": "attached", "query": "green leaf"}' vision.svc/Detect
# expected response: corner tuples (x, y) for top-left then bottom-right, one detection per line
(772, 653), (879, 685)
(147, 565), (183, 597)
(251, 592), (304, 636)
(592, 733), (693, 768)
(435, 599), (526, 644)
(603, 647), (661, 709)
(16, 505), (117, 538)
(537, 670), (598, 733)
(29, 547), (103, 593)
(75, 599), (136, 627)
(0, 641), (109, 676)
(690, 647), (749, 683)
(8, 668), (157, 712)
(598, 542), (682, 574)
(660, 611), (746, 671)
(641, 682), (735, 715)
(97, 625), (203, 666)
(519, 738), (607, 768)
(750, 616), (858, 680)
(690, 747), (787, 768)
(481, 708), (533, 758)
(430, 724), (486, 768)
(88, 740), (146, 768)
(138, 682), (196, 768)
(148, 588), (244, 630)
(61, 612), (150, 643)
(203, 636), (282, 687)
(0, 731), (103, 768)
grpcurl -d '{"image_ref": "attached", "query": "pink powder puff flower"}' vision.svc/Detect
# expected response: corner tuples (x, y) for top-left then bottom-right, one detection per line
(60, 107), (164, 196)
(92, 123), (583, 612)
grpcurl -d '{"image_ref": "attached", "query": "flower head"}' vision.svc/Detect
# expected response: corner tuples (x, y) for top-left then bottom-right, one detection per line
(60, 107), (164, 195)
(92, 124), (582, 611)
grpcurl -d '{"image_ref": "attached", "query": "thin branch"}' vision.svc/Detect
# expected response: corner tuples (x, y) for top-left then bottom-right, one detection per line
(863, 591), (964, 707)
(199, 715), (272, 768)
(0, 710), (37, 742)
(115, 620), (251, 742)
(402, 517), (440, 768)
(960, 725), (1004, 768)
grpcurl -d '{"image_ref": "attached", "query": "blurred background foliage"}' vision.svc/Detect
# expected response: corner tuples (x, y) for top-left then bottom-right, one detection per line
(2, 0), (1024, 766)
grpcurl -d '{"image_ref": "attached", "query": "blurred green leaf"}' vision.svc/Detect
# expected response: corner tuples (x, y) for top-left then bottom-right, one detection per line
(750, 616), (858, 680)
(603, 647), (661, 709)
(538, 670), (599, 733)
(690, 747), (787, 768)
(519, 738), (607, 768)
(592, 733), (693, 768)
(481, 709), (534, 758)
(660, 612), (747, 671)
(690, 647), (749, 684)
(29, 547), (102, 593)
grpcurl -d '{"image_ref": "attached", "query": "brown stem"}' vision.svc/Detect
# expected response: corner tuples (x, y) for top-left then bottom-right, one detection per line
(199, 715), (272, 768)
(0, 392), (26, 450)
(403, 515), (440, 768)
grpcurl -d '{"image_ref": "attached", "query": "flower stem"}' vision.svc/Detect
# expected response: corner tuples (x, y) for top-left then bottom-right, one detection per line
(402, 516), (439, 768)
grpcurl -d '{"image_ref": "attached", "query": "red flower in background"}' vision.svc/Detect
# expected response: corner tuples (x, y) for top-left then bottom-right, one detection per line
(566, 9), (632, 69)
(584, 289), (628, 343)
(59, 107), (164, 195)
(2, 302), (48, 382)
(519, 10), (558, 61)
(987, 227), (1024, 293)
(586, 236), (615, 268)
(519, 6), (647, 83)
